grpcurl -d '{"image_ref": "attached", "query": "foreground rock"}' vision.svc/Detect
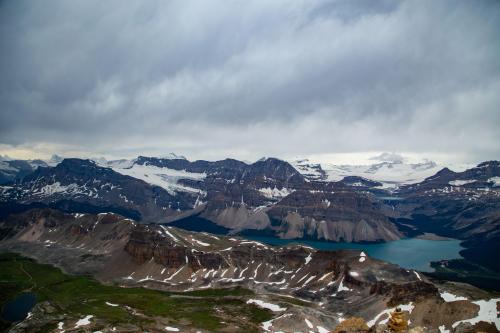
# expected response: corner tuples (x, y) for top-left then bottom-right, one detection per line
(1, 209), (499, 332)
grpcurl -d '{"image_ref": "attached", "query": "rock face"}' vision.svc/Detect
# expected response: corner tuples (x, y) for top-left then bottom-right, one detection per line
(267, 189), (400, 242)
(370, 281), (439, 307)
(340, 176), (383, 188)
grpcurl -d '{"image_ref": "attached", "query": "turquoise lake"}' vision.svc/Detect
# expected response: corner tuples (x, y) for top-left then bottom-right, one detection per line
(246, 236), (464, 272)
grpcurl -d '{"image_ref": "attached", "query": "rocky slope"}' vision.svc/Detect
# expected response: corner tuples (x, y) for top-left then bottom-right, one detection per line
(0, 209), (499, 332)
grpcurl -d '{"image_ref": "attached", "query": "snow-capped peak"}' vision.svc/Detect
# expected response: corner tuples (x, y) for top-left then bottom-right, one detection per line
(47, 154), (64, 166)
(369, 152), (405, 164)
(289, 154), (470, 187)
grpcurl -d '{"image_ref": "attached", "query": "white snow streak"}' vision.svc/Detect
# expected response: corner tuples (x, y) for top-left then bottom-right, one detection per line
(247, 299), (286, 312)
(440, 291), (467, 302)
(75, 315), (93, 328)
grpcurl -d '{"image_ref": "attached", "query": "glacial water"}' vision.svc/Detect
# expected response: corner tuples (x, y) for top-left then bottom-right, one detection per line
(246, 236), (463, 272)
(0, 292), (36, 322)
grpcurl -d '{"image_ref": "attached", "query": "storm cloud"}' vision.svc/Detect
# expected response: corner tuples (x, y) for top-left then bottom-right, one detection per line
(0, 0), (499, 163)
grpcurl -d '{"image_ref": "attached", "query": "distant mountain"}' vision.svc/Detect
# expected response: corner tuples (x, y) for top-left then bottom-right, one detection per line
(393, 161), (500, 272)
(400, 160), (500, 193)
(0, 158), (195, 221)
(0, 156), (399, 242)
(46, 154), (64, 166)
(290, 154), (470, 188)
(0, 158), (49, 184)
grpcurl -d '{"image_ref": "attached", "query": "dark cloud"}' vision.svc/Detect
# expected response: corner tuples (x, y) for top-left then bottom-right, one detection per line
(0, 0), (499, 162)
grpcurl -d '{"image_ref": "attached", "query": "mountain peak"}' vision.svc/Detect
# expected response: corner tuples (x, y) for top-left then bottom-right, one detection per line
(426, 167), (456, 180)
(254, 157), (288, 165)
(158, 153), (186, 160)
(57, 158), (97, 169)
(476, 160), (499, 168)
(369, 152), (405, 164)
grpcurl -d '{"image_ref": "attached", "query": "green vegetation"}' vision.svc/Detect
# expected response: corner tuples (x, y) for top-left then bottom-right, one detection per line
(428, 258), (500, 292)
(0, 253), (273, 332)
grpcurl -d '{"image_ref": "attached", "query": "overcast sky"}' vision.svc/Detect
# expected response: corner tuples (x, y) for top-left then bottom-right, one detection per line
(0, 0), (499, 164)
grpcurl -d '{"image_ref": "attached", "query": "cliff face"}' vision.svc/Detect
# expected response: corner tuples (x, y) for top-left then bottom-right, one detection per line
(267, 190), (401, 242)
(369, 281), (439, 307)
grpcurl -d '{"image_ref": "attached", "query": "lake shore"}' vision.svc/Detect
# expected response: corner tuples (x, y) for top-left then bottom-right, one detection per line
(246, 236), (464, 272)
(415, 233), (455, 241)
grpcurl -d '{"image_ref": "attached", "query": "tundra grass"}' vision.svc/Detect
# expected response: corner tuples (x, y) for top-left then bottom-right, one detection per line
(0, 253), (273, 332)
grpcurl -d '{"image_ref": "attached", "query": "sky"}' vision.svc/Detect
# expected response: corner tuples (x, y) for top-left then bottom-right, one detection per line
(0, 0), (499, 165)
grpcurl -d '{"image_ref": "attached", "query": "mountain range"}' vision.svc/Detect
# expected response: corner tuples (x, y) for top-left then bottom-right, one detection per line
(1, 153), (499, 332)
(1, 154), (499, 272)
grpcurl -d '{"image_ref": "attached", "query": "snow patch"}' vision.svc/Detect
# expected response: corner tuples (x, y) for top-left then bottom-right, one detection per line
(112, 163), (206, 195)
(261, 313), (292, 332)
(440, 291), (467, 302)
(317, 326), (330, 333)
(160, 226), (179, 242)
(75, 315), (93, 328)
(449, 179), (476, 186)
(451, 298), (500, 330)
(247, 299), (286, 312)
(318, 272), (332, 281)
(192, 238), (210, 246)
(337, 277), (352, 292)
(439, 325), (450, 333)
(304, 252), (313, 265)
(258, 187), (294, 200)
(35, 182), (81, 196)
(488, 176), (500, 187)
(302, 275), (316, 286)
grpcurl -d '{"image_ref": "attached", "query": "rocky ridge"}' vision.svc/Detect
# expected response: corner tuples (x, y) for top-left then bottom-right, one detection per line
(0, 209), (498, 332)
